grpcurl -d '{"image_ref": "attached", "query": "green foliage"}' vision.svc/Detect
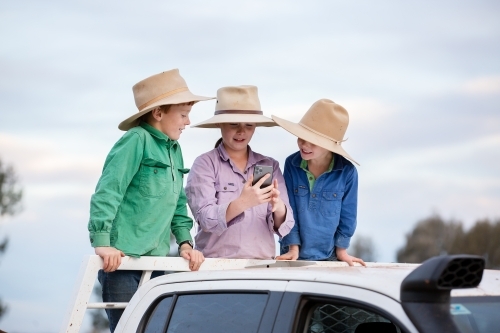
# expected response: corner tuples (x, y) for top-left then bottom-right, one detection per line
(397, 214), (500, 269)
(0, 158), (23, 321)
(0, 160), (23, 217)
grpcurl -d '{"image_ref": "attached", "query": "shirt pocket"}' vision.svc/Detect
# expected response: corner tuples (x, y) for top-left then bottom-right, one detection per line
(139, 158), (171, 198)
(320, 191), (344, 218)
(215, 183), (239, 204)
(293, 185), (309, 212)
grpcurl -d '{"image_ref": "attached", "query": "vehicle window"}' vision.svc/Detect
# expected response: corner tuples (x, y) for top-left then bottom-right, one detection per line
(166, 293), (268, 333)
(144, 296), (173, 333)
(451, 296), (500, 333)
(304, 302), (401, 333)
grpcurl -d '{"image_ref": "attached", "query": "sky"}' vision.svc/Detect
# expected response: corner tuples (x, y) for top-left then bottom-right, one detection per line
(0, 0), (499, 332)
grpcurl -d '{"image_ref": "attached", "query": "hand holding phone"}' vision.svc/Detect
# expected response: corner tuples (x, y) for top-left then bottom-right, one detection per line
(252, 165), (273, 189)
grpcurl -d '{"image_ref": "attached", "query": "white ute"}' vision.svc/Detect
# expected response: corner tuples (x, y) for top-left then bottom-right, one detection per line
(62, 255), (500, 333)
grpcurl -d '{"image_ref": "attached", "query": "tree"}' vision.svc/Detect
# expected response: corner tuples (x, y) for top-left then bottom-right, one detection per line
(397, 214), (500, 269)
(0, 159), (23, 320)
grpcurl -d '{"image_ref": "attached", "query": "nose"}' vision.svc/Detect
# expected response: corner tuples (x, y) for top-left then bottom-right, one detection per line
(185, 115), (191, 126)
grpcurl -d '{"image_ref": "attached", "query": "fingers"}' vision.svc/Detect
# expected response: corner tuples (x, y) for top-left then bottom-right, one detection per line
(182, 249), (205, 271)
(246, 174), (254, 187)
(353, 257), (367, 267)
(254, 173), (271, 188)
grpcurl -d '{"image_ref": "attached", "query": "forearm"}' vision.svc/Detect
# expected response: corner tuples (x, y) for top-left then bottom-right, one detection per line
(272, 201), (287, 228)
(225, 197), (250, 222)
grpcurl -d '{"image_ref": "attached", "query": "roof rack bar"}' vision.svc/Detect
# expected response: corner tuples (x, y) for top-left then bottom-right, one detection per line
(61, 255), (372, 332)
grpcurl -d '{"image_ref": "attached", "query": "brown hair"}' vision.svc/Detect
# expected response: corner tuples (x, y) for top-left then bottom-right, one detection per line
(137, 105), (172, 124)
(214, 137), (223, 148)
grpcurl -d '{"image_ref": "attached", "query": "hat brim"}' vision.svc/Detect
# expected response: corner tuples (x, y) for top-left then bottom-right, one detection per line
(192, 114), (278, 128)
(118, 91), (215, 131)
(272, 115), (359, 165)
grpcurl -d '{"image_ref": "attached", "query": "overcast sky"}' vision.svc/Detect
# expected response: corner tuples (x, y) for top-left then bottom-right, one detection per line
(0, 1), (499, 332)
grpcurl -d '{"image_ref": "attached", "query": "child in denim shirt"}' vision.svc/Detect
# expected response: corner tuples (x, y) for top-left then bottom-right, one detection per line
(272, 99), (365, 266)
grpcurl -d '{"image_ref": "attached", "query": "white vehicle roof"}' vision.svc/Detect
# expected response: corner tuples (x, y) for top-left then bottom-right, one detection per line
(136, 261), (500, 302)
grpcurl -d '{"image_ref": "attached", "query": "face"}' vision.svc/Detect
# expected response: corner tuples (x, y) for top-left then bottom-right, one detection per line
(220, 123), (256, 153)
(297, 138), (331, 161)
(154, 103), (193, 140)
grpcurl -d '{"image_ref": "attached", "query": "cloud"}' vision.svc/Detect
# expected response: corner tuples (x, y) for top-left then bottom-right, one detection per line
(462, 76), (500, 95)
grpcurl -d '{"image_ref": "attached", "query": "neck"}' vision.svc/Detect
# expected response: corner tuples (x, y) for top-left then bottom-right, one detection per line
(223, 143), (248, 171)
(307, 152), (333, 177)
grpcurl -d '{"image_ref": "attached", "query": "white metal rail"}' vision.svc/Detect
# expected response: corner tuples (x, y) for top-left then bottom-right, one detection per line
(60, 255), (397, 333)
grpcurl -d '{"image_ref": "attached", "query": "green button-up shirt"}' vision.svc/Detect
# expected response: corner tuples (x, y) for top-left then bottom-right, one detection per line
(88, 122), (193, 257)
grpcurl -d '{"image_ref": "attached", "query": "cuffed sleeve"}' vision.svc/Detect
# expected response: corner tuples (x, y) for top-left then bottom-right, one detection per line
(334, 164), (358, 249)
(88, 131), (143, 248)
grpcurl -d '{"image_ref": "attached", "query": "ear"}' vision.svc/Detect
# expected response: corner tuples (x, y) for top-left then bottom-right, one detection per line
(150, 107), (162, 121)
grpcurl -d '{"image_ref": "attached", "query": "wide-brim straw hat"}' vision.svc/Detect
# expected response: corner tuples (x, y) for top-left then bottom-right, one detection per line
(191, 85), (277, 128)
(272, 99), (359, 165)
(118, 69), (215, 131)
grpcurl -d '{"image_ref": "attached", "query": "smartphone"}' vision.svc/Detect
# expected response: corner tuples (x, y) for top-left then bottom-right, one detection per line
(252, 165), (274, 188)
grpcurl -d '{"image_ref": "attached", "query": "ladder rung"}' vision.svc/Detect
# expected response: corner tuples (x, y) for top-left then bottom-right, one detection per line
(87, 302), (128, 309)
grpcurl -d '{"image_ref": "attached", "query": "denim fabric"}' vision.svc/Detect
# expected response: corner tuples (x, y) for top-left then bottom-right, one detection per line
(280, 151), (358, 260)
(98, 269), (165, 332)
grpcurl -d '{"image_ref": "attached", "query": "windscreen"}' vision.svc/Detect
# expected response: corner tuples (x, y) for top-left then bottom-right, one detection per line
(451, 296), (500, 333)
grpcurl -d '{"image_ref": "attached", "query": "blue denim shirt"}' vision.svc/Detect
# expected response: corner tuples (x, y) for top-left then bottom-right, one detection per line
(280, 151), (358, 260)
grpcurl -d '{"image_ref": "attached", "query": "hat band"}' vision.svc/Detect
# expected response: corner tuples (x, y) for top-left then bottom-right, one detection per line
(299, 122), (347, 145)
(214, 110), (263, 115)
(138, 87), (189, 110)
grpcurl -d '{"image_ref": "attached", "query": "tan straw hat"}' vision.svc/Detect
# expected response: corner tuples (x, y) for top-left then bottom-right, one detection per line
(191, 85), (277, 128)
(272, 99), (359, 165)
(118, 69), (215, 131)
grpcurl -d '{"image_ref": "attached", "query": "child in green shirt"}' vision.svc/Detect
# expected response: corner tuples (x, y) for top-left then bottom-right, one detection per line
(88, 69), (213, 332)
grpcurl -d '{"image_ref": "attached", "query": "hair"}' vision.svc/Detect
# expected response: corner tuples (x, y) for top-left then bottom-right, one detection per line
(137, 105), (172, 125)
(214, 137), (223, 148)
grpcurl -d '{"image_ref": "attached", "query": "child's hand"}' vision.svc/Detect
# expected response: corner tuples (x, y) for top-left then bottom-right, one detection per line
(180, 246), (205, 271)
(238, 174), (273, 209)
(270, 179), (285, 214)
(95, 246), (125, 272)
(276, 245), (299, 260)
(336, 247), (366, 267)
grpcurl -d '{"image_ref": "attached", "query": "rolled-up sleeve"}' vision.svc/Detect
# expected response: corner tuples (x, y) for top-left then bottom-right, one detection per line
(186, 155), (243, 236)
(266, 159), (294, 238)
(334, 165), (358, 249)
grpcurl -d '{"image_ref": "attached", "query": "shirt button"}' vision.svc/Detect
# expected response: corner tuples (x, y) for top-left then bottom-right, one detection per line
(334, 193), (337, 197)
(242, 180), (245, 184)
(224, 187), (227, 190)
(309, 177), (312, 180)
(295, 189), (298, 193)
(244, 170), (247, 174)
(154, 169), (157, 174)
(312, 194), (316, 198)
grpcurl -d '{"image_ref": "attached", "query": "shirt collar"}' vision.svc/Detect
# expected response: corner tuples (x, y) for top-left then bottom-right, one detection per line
(216, 144), (266, 165)
(300, 155), (335, 172)
(140, 122), (177, 147)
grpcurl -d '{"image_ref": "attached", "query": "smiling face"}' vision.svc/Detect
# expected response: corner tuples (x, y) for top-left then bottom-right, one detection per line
(297, 138), (332, 162)
(220, 123), (256, 154)
(150, 102), (193, 140)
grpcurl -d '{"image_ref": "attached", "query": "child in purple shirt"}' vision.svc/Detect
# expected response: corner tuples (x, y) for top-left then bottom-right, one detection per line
(185, 85), (294, 259)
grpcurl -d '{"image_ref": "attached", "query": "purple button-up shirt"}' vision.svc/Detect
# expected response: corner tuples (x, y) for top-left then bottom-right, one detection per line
(185, 144), (294, 259)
